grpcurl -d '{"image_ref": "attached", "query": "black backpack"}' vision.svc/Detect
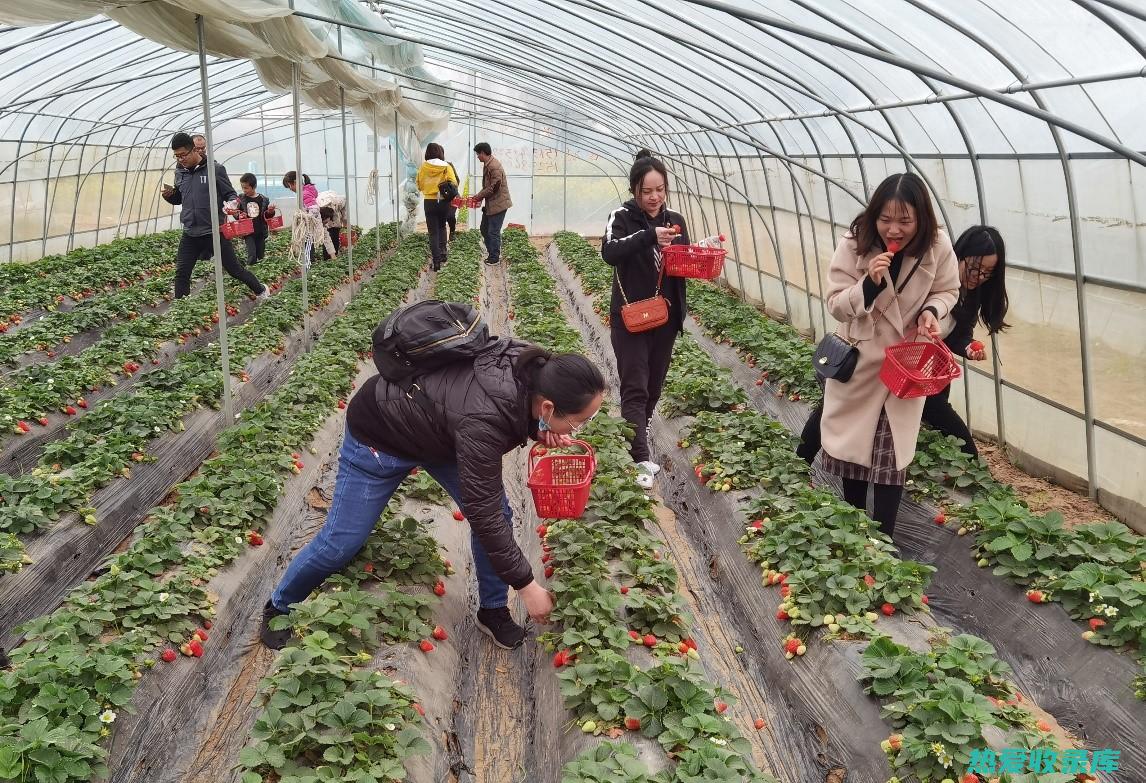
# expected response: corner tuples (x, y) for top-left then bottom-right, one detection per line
(372, 300), (493, 396)
(438, 178), (459, 202)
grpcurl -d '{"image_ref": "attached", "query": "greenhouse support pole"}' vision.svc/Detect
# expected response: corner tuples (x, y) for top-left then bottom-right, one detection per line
(337, 27), (353, 289)
(371, 57), (381, 256)
(562, 107), (568, 232)
(291, 67), (309, 344)
(196, 14), (234, 423)
(393, 109), (400, 230)
(259, 105), (269, 183)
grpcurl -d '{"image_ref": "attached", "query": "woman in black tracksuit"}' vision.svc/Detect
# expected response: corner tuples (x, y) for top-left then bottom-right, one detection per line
(797, 224), (1009, 463)
(602, 150), (688, 488)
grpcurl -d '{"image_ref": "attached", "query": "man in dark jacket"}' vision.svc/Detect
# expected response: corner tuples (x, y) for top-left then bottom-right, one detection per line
(260, 338), (606, 651)
(161, 132), (267, 300)
(472, 142), (513, 265)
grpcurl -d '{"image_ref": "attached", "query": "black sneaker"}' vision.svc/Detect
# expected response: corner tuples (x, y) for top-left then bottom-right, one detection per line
(483, 258), (500, 266)
(259, 600), (292, 650)
(475, 606), (525, 649)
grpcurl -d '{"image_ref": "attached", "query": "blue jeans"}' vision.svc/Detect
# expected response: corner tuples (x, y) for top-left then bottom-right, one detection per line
(480, 209), (507, 263)
(271, 430), (512, 612)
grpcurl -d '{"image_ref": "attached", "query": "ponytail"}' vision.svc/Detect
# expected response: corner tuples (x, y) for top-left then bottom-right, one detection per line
(517, 346), (606, 415)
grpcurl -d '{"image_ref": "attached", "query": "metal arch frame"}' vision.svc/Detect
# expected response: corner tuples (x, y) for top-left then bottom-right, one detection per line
(683, 0), (1146, 167)
(384, 0), (846, 319)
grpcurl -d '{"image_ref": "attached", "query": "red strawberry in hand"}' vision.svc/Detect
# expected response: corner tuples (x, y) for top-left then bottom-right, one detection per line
(970, 340), (985, 352)
(886, 240), (901, 254)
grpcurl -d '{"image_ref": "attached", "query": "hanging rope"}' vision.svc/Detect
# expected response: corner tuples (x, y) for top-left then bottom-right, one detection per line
(366, 168), (378, 205)
(290, 208), (334, 268)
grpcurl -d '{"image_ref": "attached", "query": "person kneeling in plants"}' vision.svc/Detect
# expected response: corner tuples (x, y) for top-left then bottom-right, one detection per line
(260, 324), (606, 651)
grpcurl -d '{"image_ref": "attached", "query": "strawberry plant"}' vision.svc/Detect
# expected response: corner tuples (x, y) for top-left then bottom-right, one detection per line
(431, 228), (482, 305)
(685, 280), (821, 403)
(0, 227), (422, 783)
(660, 337), (747, 418)
(860, 633), (1070, 782)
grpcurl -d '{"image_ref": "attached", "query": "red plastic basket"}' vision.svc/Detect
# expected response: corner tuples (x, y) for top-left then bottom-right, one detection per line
(662, 245), (727, 279)
(507, 222), (526, 230)
(880, 333), (962, 399)
(450, 196), (464, 208)
(527, 440), (596, 519)
(266, 213), (284, 232)
(221, 217), (254, 240)
(339, 231), (360, 248)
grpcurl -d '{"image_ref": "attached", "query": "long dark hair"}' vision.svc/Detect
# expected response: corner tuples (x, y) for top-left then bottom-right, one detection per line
(282, 171), (311, 188)
(850, 173), (938, 260)
(953, 225), (1010, 334)
(425, 143), (445, 161)
(629, 149), (670, 196)
(516, 347), (606, 415)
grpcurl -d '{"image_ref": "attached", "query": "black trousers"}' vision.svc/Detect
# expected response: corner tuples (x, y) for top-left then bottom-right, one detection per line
(611, 321), (678, 463)
(244, 230), (267, 264)
(424, 199), (449, 268)
(175, 232), (264, 299)
(446, 206), (457, 240)
(321, 227), (341, 261)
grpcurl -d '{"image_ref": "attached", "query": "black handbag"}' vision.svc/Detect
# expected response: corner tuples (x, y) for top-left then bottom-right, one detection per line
(813, 333), (858, 381)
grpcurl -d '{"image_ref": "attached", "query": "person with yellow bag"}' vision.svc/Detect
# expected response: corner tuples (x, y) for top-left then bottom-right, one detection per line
(415, 143), (458, 271)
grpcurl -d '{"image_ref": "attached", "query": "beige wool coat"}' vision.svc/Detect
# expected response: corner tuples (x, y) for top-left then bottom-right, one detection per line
(821, 231), (960, 470)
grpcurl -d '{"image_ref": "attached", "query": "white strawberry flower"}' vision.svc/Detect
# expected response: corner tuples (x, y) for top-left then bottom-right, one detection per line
(99, 709), (117, 724)
(708, 737), (727, 746)
(1105, 606), (1118, 617)
(158, 592), (170, 602)
(384, 722), (396, 731)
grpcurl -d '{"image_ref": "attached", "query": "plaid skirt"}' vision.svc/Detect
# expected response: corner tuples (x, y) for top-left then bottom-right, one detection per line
(821, 409), (905, 485)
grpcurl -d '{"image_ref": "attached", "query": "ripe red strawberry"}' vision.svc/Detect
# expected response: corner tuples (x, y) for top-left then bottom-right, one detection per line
(1026, 590), (1045, 603)
(1089, 618), (1106, 631)
(412, 703), (425, 717)
(64, 405), (76, 416)
(777, 573), (789, 584)
(921, 595), (929, 605)
(419, 640), (435, 653)
(452, 510), (465, 521)
(625, 716), (641, 730)
(784, 638), (800, 655)
(247, 531), (264, 546)
(1037, 720), (1051, 732)
(934, 512), (946, 525)
(776, 609), (789, 621)
(881, 602), (895, 616)
(432, 626), (448, 641)
(77, 398), (88, 409)
(642, 634), (656, 647)
(863, 574), (876, 587)
(364, 563), (375, 573)
(779, 585), (790, 598)
(754, 718), (766, 730)
(536, 524), (548, 538)
(38, 417), (49, 427)
(160, 648), (177, 663)
(16, 420), (30, 433)
(960, 775), (977, 783)
(337, 399), (346, 409)
(755, 378), (764, 386)
(293, 459), (304, 470)
(886, 240), (901, 253)
(203, 620), (213, 630)
(670, 225), (681, 235)
(553, 650), (569, 667)
(969, 340), (984, 352)
(628, 630), (640, 642)
(531, 445), (548, 457)
(193, 629), (209, 642)
(188, 640), (204, 657)
(684, 638), (697, 651)
(131, 452), (144, 462)
(678, 641), (690, 655)
(619, 586), (629, 594)
(714, 700), (728, 714)
(751, 519), (764, 529)
(433, 581), (446, 597)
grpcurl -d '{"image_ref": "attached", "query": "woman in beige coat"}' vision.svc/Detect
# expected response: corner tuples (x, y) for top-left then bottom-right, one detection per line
(820, 173), (960, 538)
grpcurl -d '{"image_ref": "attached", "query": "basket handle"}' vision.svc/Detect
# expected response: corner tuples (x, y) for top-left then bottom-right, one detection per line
(528, 439), (596, 474)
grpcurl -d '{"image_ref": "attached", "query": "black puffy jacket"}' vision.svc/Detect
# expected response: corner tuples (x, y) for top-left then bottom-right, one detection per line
(601, 199), (689, 331)
(162, 159), (237, 237)
(345, 338), (536, 589)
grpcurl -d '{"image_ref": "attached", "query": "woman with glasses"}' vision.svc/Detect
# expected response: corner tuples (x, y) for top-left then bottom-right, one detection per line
(261, 342), (607, 653)
(796, 223), (1010, 466)
(922, 225), (1010, 458)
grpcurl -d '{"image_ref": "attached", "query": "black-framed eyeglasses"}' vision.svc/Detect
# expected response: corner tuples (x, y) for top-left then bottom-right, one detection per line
(964, 256), (995, 282)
